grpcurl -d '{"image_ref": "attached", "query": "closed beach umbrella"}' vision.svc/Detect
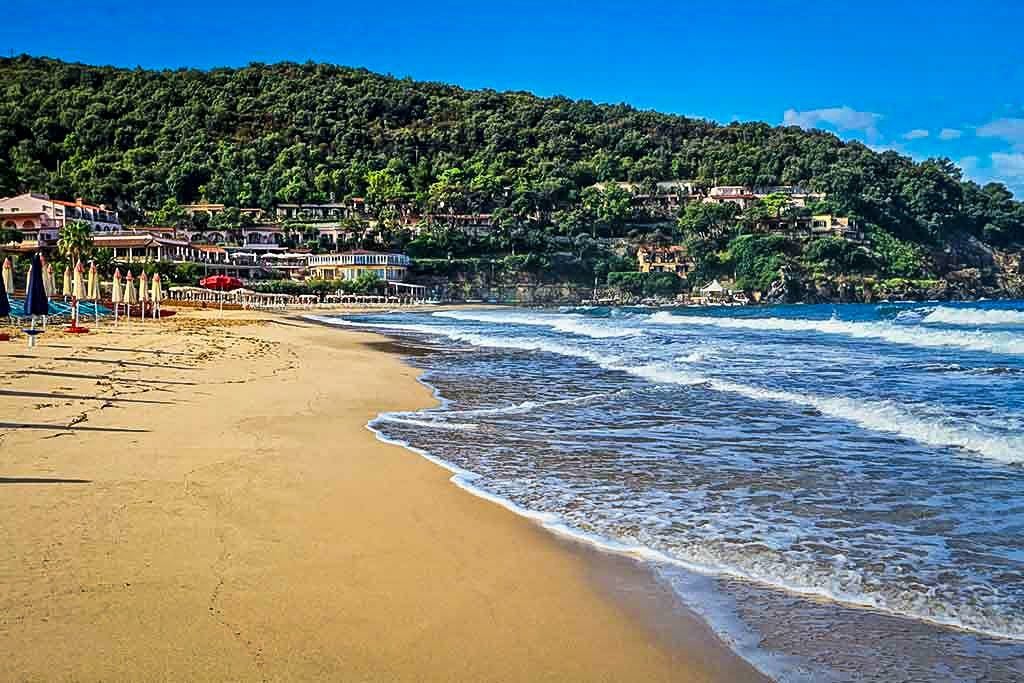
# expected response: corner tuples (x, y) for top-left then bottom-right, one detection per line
(44, 263), (54, 296)
(151, 273), (162, 302)
(87, 262), (99, 299)
(24, 253), (49, 343)
(112, 269), (123, 304)
(25, 254), (49, 316)
(124, 271), (137, 323)
(0, 260), (9, 319)
(124, 271), (137, 304)
(111, 268), (123, 323)
(87, 262), (100, 324)
(151, 273), (163, 319)
(70, 261), (86, 330)
(73, 261), (85, 300)
(62, 265), (72, 297)
(138, 271), (149, 305)
(1, 257), (12, 294)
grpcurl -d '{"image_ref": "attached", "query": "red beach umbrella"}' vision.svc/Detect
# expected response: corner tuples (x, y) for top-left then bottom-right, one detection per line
(200, 275), (243, 291)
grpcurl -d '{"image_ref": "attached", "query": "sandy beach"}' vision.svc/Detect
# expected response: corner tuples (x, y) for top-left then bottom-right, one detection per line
(0, 309), (764, 681)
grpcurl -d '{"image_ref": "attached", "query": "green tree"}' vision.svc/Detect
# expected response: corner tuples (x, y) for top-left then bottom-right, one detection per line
(365, 168), (406, 211)
(57, 220), (94, 265)
(678, 202), (738, 242)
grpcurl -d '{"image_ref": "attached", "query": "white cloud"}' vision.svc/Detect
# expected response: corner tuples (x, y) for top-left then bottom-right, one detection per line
(938, 128), (962, 140)
(783, 106), (881, 139)
(976, 117), (1024, 144)
(902, 128), (929, 140)
(961, 153), (1024, 196)
(958, 155), (980, 174)
(991, 152), (1024, 178)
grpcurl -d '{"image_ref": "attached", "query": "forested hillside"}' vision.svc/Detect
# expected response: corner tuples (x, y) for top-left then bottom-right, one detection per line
(1, 55), (1023, 300)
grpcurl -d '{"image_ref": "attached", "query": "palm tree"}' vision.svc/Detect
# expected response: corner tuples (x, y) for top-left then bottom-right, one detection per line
(57, 220), (94, 265)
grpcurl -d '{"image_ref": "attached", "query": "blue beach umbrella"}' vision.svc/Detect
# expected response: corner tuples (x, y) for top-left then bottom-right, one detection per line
(0, 262), (9, 319)
(24, 253), (49, 346)
(25, 253), (49, 316)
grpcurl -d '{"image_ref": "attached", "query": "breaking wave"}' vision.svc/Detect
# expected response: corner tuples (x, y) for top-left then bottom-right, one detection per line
(922, 306), (1024, 326)
(432, 309), (641, 338)
(374, 414), (479, 431)
(328, 314), (1024, 465)
(647, 311), (1024, 355)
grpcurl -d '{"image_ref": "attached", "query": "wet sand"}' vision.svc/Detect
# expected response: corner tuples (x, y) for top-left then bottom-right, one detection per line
(0, 309), (765, 681)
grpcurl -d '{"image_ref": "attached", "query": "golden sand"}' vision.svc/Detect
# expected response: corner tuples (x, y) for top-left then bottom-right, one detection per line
(0, 309), (764, 681)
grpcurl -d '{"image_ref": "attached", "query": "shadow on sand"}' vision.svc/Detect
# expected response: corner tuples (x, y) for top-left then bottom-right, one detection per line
(0, 389), (173, 404)
(43, 344), (198, 357)
(0, 477), (91, 484)
(2, 354), (195, 371)
(0, 422), (149, 433)
(12, 370), (197, 386)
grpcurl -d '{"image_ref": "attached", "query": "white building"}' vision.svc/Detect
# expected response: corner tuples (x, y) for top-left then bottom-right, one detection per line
(306, 250), (411, 281)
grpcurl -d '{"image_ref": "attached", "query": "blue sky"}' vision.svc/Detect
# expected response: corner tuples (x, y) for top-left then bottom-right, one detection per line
(3, 0), (1023, 194)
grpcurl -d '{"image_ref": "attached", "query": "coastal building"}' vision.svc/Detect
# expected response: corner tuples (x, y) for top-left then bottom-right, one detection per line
(699, 279), (729, 303)
(194, 244), (230, 264)
(92, 233), (202, 263)
(425, 213), (495, 236)
(260, 252), (310, 279)
(704, 186), (758, 209)
(637, 244), (693, 277)
(752, 186), (826, 207)
(755, 214), (863, 242)
(306, 250), (411, 282)
(0, 192), (121, 243)
(811, 215), (863, 241)
(240, 225), (287, 251)
(274, 199), (367, 221)
(181, 203), (264, 221)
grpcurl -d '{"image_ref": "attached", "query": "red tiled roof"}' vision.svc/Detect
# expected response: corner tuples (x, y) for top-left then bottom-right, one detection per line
(129, 225), (177, 233)
(91, 236), (156, 248)
(52, 199), (106, 211)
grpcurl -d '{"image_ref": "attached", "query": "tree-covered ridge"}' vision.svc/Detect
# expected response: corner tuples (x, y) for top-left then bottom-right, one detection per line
(1, 53), (1022, 252)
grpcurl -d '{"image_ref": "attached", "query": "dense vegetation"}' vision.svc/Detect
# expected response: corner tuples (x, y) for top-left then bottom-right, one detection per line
(2, 55), (1022, 295)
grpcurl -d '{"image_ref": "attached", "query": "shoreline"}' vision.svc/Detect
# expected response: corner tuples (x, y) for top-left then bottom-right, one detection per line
(358, 335), (780, 678)
(0, 308), (763, 681)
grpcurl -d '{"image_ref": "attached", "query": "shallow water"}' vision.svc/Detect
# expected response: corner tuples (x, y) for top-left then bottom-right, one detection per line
(312, 301), (1024, 681)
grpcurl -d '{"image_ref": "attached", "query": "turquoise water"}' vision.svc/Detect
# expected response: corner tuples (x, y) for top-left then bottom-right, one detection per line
(313, 301), (1024, 681)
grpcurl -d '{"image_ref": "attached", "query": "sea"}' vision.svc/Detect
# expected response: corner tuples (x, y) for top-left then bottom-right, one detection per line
(310, 301), (1024, 682)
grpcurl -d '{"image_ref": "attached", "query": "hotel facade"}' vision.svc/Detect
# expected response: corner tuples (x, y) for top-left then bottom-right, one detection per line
(306, 250), (411, 281)
(0, 193), (121, 243)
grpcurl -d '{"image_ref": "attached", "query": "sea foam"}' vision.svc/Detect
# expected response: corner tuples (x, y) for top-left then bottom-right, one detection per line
(647, 311), (1024, 355)
(922, 306), (1024, 326)
(330, 314), (1024, 465)
(432, 310), (640, 338)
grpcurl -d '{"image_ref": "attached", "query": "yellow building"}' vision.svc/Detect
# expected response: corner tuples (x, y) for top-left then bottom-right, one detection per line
(306, 250), (411, 281)
(637, 244), (692, 277)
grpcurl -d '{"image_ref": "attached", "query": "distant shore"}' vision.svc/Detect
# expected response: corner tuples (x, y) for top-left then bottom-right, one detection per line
(0, 309), (763, 681)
